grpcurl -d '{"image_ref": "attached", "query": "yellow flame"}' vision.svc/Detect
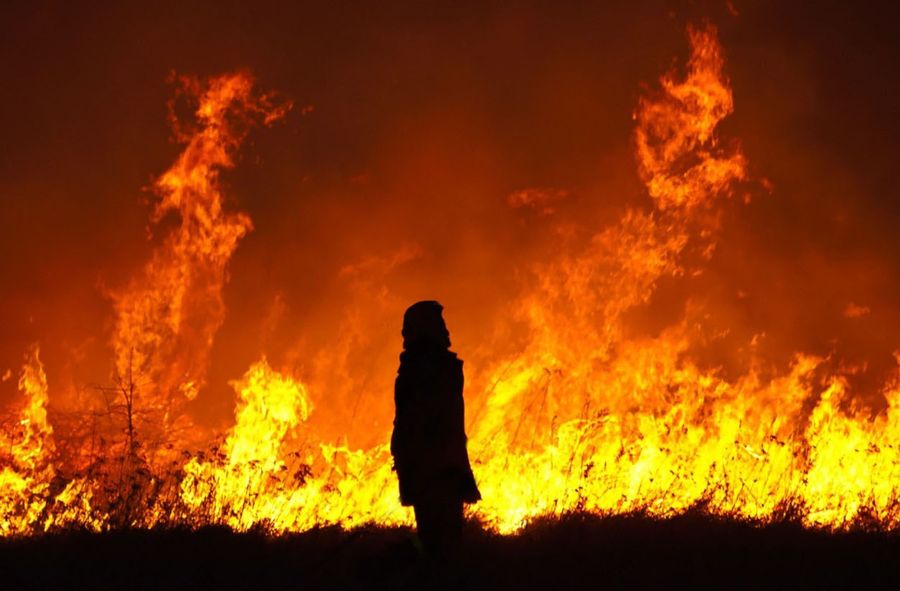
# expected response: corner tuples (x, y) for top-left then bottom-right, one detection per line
(163, 26), (900, 535)
(0, 346), (54, 535)
(5, 25), (900, 537)
(110, 72), (290, 458)
(178, 359), (405, 531)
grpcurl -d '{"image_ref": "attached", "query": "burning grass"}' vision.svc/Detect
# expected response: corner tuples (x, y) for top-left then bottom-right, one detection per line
(4, 21), (900, 544)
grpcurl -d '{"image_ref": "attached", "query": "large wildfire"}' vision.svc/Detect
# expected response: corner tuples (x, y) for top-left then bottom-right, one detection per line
(2, 22), (899, 537)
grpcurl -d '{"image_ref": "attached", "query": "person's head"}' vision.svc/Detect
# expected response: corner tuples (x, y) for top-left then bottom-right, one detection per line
(402, 300), (451, 350)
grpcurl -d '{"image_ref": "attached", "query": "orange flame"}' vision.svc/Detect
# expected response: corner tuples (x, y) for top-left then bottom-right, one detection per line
(3, 24), (900, 537)
(109, 72), (290, 456)
(634, 24), (747, 213)
(0, 346), (55, 535)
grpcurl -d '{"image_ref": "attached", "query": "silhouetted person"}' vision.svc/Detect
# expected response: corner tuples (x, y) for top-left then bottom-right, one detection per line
(391, 300), (481, 561)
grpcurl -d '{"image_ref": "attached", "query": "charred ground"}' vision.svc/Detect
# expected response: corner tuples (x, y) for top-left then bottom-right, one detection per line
(3, 511), (900, 590)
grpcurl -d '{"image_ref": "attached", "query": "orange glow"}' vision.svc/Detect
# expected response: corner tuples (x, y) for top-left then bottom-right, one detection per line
(109, 72), (291, 463)
(2, 23), (900, 537)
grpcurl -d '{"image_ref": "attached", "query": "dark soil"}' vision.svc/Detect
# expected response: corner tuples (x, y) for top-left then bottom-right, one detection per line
(2, 511), (899, 589)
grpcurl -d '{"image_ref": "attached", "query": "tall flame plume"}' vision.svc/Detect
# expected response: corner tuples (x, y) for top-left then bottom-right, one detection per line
(2, 24), (900, 537)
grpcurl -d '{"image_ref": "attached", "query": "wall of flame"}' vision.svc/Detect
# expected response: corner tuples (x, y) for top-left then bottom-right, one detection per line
(2, 4), (900, 535)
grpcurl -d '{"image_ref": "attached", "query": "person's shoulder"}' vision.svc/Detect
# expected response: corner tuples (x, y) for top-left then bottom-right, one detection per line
(446, 350), (463, 369)
(397, 351), (416, 375)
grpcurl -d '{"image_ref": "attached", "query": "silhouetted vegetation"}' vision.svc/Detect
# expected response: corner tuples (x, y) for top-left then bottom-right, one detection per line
(4, 509), (900, 589)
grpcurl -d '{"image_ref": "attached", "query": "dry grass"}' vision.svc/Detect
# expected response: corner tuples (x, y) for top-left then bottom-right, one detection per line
(3, 509), (900, 589)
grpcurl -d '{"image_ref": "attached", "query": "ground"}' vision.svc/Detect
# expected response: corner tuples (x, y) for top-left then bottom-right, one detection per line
(2, 511), (899, 589)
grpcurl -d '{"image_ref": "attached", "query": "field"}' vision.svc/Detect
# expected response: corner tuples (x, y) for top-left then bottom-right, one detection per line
(3, 510), (900, 590)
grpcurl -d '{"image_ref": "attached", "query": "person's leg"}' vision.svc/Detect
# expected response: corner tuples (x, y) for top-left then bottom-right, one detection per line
(413, 502), (439, 556)
(442, 501), (463, 556)
(421, 499), (463, 560)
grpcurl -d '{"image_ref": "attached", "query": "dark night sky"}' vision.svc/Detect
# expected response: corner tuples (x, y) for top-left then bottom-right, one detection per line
(1, 1), (899, 434)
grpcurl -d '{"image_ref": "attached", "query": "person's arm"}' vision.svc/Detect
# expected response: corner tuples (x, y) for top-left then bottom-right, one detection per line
(391, 372), (408, 462)
(452, 359), (468, 449)
(433, 358), (467, 457)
